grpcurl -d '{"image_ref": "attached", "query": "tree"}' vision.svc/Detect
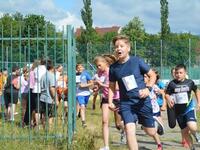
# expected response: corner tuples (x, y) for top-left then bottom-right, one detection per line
(12, 12), (23, 21)
(0, 13), (58, 62)
(121, 17), (146, 43)
(121, 17), (147, 57)
(80, 0), (97, 44)
(160, 0), (170, 40)
(102, 32), (118, 44)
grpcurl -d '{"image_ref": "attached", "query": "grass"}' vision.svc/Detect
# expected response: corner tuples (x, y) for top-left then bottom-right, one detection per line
(0, 95), (200, 150)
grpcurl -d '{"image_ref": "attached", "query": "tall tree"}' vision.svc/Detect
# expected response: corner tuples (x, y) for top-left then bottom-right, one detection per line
(160, 0), (170, 40)
(80, 0), (96, 43)
(121, 17), (146, 43)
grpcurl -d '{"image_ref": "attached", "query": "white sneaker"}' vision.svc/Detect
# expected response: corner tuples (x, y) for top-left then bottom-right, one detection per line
(120, 131), (127, 144)
(14, 112), (18, 115)
(153, 116), (164, 135)
(192, 132), (200, 143)
(99, 146), (109, 150)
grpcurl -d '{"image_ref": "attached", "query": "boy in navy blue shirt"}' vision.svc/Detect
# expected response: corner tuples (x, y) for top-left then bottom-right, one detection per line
(108, 35), (157, 150)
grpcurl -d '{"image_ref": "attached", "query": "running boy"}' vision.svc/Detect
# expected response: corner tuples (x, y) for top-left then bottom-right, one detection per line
(76, 64), (92, 127)
(144, 74), (163, 150)
(108, 35), (157, 150)
(165, 64), (200, 150)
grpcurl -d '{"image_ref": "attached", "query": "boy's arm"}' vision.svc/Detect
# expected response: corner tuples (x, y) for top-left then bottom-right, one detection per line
(108, 81), (116, 111)
(139, 69), (156, 98)
(165, 93), (175, 108)
(79, 80), (93, 88)
(194, 89), (200, 110)
(146, 69), (157, 88)
(50, 86), (56, 100)
(96, 79), (109, 88)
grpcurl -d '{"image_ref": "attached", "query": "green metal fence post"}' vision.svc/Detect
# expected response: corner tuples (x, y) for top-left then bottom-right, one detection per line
(10, 23), (14, 140)
(188, 38), (191, 76)
(67, 25), (73, 147)
(27, 25), (32, 142)
(72, 30), (76, 133)
(134, 41), (136, 56)
(160, 39), (163, 78)
(1, 23), (5, 139)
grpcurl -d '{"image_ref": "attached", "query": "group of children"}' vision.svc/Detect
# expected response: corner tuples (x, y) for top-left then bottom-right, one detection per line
(75, 34), (200, 150)
(0, 59), (68, 130)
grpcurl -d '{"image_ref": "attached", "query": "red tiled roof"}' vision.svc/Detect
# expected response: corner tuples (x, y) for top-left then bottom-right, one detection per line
(75, 26), (120, 37)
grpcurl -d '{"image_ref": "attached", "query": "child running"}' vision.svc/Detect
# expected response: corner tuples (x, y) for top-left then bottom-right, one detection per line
(94, 54), (124, 150)
(153, 69), (166, 111)
(76, 63), (93, 127)
(165, 64), (200, 150)
(144, 74), (163, 150)
(108, 35), (157, 150)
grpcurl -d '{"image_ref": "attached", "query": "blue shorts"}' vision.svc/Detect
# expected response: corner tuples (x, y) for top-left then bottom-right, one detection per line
(120, 97), (154, 128)
(177, 109), (197, 129)
(77, 95), (90, 106)
(153, 112), (161, 117)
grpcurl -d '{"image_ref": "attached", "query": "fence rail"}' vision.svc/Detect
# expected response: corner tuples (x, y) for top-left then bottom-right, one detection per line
(0, 24), (76, 148)
(76, 39), (200, 80)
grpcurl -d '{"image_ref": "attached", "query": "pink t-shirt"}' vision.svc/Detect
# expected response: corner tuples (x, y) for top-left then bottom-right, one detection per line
(97, 68), (119, 100)
(29, 70), (35, 89)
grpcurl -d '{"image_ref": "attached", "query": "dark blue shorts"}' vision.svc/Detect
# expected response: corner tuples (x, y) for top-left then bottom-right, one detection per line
(77, 95), (90, 106)
(120, 97), (154, 128)
(153, 112), (161, 117)
(177, 109), (197, 129)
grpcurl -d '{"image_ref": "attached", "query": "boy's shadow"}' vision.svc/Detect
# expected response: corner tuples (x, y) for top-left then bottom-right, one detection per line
(139, 147), (152, 150)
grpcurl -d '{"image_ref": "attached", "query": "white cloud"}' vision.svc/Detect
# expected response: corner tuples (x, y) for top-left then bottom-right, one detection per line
(168, 0), (200, 34)
(90, 0), (160, 33)
(54, 12), (83, 31)
(0, 0), (83, 30)
(0, 12), (3, 18)
(0, 0), (200, 34)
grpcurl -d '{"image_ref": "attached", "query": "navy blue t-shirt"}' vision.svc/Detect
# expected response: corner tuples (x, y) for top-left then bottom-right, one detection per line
(109, 56), (150, 100)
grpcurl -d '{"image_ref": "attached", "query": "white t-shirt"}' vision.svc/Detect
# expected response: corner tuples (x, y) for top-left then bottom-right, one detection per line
(32, 65), (46, 93)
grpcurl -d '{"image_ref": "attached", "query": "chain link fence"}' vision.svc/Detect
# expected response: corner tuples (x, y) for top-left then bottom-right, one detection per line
(76, 38), (200, 84)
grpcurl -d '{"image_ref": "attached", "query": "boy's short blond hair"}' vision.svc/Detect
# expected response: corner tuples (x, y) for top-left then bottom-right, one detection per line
(112, 34), (131, 46)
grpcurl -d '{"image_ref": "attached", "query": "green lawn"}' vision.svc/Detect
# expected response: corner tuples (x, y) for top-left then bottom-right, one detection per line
(0, 96), (200, 150)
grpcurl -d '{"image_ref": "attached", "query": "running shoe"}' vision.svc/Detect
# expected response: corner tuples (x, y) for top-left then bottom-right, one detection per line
(153, 117), (164, 135)
(99, 146), (109, 150)
(181, 140), (189, 148)
(192, 132), (200, 143)
(157, 144), (163, 150)
(120, 130), (127, 144)
(82, 121), (87, 128)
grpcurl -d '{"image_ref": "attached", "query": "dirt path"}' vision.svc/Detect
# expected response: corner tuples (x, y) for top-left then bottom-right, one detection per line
(109, 111), (200, 150)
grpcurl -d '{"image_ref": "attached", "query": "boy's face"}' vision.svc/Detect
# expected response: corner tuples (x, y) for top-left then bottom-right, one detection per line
(114, 39), (130, 62)
(175, 68), (186, 81)
(57, 66), (63, 73)
(76, 65), (84, 73)
(15, 69), (20, 76)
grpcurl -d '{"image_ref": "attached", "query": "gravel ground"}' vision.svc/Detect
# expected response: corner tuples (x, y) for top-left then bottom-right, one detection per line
(110, 111), (200, 150)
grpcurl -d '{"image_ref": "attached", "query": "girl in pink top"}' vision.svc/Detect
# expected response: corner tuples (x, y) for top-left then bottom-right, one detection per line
(94, 55), (124, 150)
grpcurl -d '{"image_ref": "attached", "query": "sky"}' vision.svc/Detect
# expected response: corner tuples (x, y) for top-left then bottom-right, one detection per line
(0, 0), (199, 34)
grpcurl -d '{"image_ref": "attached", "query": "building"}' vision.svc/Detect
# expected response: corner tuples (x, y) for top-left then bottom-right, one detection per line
(75, 26), (121, 37)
